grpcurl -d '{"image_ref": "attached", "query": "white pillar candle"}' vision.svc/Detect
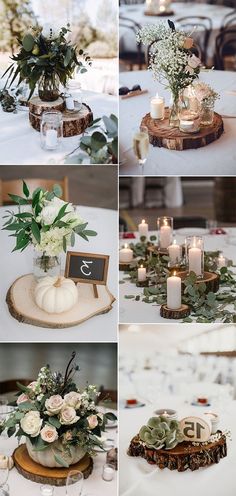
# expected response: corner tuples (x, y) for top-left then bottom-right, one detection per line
(167, 273), (181, 310)
(138, 265), (146, 282)
(150, 94), (165, 120)
(168, 240), (181, 264)
(119, 244), (133, 263)
(45, 129), (57, 148)
(160, 224), (172, 249)
(218, 254), (226, 268)
(65, 95), (75, 111)
(204, 412), (219, 434)
(189, 246), (202, 276)
(138, 219), (149, 238)
(102, 464), (114, 481)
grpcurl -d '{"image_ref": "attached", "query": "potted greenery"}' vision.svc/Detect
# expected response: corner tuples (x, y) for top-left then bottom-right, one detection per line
(3, 24), (91, 102)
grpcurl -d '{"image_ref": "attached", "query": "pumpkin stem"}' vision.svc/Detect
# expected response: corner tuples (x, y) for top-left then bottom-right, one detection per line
(54, 277), (62, 288)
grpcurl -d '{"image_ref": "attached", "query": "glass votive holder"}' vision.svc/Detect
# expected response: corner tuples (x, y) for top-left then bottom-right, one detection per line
(168, 239), (182, 268)
(40, 485), (54, 496)
(40, 111), (63, 151)
(179, 110), (200, 134)
(157, 216), (173, 249)
(102, 463), (115, 482)
(186, 236), (204, 278)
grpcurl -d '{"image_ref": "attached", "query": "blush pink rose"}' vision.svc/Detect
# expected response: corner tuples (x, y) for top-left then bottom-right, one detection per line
(59, 406), (79, 425)
(87, 415), (98, 429)
(17, 393), (30, 405)
(64, 392), (81, 409)
(40, 425), (58, 443)
(45, 395), (64, 415)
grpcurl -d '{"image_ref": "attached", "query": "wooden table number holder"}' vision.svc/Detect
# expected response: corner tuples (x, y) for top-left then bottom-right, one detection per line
(65, 251), (110, 299)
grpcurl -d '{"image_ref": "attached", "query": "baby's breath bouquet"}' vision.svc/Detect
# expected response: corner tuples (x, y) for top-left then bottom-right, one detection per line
(137, 21), (201, 126)
(0, 353), (116, 468)
(2, 181), (97, 276)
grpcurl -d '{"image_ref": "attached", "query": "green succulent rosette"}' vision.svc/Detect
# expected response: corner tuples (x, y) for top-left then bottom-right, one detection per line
(139, 416), (184, 450)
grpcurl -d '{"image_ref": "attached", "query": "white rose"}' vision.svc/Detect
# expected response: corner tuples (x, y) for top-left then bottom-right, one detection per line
(39, 197), (74, 226)
(41, 24), (60, 41)
(87, 415), (98, 429)
(187, 54), (201, 69)
(17, 393), (30, 405)
(20, 411), (42, 437)
(59, 406), (79, 425)
(45, 395), (64, 415)
(64, 392), (82, 409)
(40, 425), (58, 443)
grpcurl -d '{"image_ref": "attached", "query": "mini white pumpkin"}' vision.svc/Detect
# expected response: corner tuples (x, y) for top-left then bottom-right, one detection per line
(34, 276), (78, 314)
(0, 455), (14, 469)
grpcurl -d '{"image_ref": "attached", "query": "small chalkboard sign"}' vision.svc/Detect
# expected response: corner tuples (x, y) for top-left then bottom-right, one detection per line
(65, 251), (109, 298)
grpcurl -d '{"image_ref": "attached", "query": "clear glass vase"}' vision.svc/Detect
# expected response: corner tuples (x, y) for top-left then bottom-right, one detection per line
(200, 103), (214, 126)
(38, 73), (60, 102)
(169, 92), (180, 128)
(179, 87), (200, 134)
(33, 251), (61, 280)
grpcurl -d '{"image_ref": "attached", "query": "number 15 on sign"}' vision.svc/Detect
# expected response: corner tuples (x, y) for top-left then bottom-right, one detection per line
(179, 416), (211, 442)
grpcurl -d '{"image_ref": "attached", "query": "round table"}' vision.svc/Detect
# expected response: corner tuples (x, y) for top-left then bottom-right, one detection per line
(119, 228), (236, 323)
(119, 2), (234, 65)
(0, 205), (117, 342)
(119, 69), (236, 176)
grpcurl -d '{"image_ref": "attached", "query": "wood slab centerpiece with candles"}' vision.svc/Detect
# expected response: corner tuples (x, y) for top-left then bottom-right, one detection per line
(128, 415), (228, 472)
(3, 182), (115, 329)
(137, 21), (224, 151)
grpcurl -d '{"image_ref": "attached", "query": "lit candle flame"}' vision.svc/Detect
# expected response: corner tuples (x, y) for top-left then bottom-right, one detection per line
(124, 243), (128, 249)
(142, 219), (145, 224)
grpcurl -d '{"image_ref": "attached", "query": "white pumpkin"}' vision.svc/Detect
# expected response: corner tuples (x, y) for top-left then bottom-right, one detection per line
(0, 455), (14, 469)
(34, 276), (78, 314)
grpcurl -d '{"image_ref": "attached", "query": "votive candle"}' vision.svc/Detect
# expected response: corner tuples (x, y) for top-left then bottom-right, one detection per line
(168, 240), (181, 264)
(45, 129), (57, 148)
(167, 272), (181, 310)
(102, 464), (114, 481)
(119, 244), (133, 263)
(150, 94), (165, 120)
(160, 221), (172, 249)
(138, 219), (149, 238)
(189, 239), (202, 276)
(138, 265), (147, 282)
(218, 254), (226, 269)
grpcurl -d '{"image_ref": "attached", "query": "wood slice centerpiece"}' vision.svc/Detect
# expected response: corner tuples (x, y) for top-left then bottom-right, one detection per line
(141, 110), (224, 151)
(177, 270), (220, 293)
(160, 303), (191, 320)
(144, 10), (175, 16)
(6, 274), (115, 329)
(29, 97), (93, 137)
(13, 444), (93, 486)
(128, 433), (227, 472)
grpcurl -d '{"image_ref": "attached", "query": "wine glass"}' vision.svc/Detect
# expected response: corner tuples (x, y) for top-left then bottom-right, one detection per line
(133, 125), (149, 171)
(0, 465), (9, 496)
(66, 470), (84, 496)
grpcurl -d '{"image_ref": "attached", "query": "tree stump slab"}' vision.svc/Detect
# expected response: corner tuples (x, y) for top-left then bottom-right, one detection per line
(141, 110), (224, 151)
(28, 97), (65, 116)
(6, 274), (115, 329)
(13, 444), (93, 486)
(160, 303), (191, 319)
(144, 10), (175, 16)
(128, 433), (227, 472)
(178, 271), (220, 293)
(29, 101), (93, 137)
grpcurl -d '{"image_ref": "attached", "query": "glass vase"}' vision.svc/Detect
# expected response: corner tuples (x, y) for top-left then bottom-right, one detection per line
(40, 111), (63, 150)
(200, 103), (214, 126)
(169, 92), (180, 128)
(33, 251), (61, 280)
(38, 73), (60, 102)
(179, 87), (200, 134)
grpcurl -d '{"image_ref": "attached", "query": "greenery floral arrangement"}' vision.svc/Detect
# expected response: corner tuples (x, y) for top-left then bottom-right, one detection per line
(2, 181), (97, 256)
(193, 82), (220, 108)
(137, 21), (201, 104)
(3, 24), (91, 100)
(0, 353), (116, 467)
(66, 114), (118, 165)
(139, 416), (183, 450)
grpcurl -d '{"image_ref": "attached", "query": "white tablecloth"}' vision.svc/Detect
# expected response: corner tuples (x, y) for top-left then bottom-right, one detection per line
(119, 2), (234, 64)
(0, 89), (117, 165)
(119, 396), (236, 496)
(0, 423), (117, 496)
(0, 205), (117, 342)
(119, 229), (236, 323)
(119, 70), (236, 176)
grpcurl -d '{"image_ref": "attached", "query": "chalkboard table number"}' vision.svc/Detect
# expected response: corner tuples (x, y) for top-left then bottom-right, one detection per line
(65, 251), (110, 299)
(179, 416), (212, 443)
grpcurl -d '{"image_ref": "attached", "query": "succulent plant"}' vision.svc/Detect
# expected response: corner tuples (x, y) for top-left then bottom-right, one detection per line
(139, 416), (184, 450)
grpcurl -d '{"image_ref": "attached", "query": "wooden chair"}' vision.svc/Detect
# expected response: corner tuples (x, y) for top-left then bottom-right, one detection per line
(215, 29), (236, 70)
(144, 178), (165, 207)
(119, 178), (133, 208)
(175, 16), (212, 66)
(0, 379), (33, 395)
(119, 16), (146, 70)
(0, 177), (69, 205)
(174, 216), (207, 230)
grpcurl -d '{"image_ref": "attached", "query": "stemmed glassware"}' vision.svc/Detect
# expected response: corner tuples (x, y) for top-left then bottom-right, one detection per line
(133, 125), (149, 172)
(66, 470), (84, 496)
(0, 464), (9, 496)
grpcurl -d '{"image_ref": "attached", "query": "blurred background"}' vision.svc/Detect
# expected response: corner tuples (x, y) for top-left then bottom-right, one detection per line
(119, 176), (236, 230)
(0, 0), (118, 95)
(0, 165), (118, 209)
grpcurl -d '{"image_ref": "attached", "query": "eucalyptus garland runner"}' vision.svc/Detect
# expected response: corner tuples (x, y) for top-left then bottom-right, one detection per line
(120, 238), (236, 323)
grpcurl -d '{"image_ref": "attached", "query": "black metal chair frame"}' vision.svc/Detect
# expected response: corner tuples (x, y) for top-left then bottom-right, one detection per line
(119, 15), (146, 69)
(215, 28), (236, 70)
(175, 16), (213, 66)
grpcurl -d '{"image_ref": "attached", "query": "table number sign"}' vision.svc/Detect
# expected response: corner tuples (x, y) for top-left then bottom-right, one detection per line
(65, 251), (109, 298)
(179, 416), (211, 442)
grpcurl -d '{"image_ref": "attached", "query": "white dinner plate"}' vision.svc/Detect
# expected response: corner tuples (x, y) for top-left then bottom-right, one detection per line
(176, 227), (208, 236)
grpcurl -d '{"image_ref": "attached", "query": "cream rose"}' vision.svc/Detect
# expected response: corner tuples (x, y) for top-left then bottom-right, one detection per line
(87, 415), (98, 429)
(64, 392), (81, 409)
(187, 54), (201, 69)
(17, 393), (30, 405)
(28, 381), (38, 391)
(20, 411), (42, 437)
(40, 425), (58, 443)
(45, 395), (64, 415)
(183, 37), (193, 49)
(59, 406), (79, 425)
